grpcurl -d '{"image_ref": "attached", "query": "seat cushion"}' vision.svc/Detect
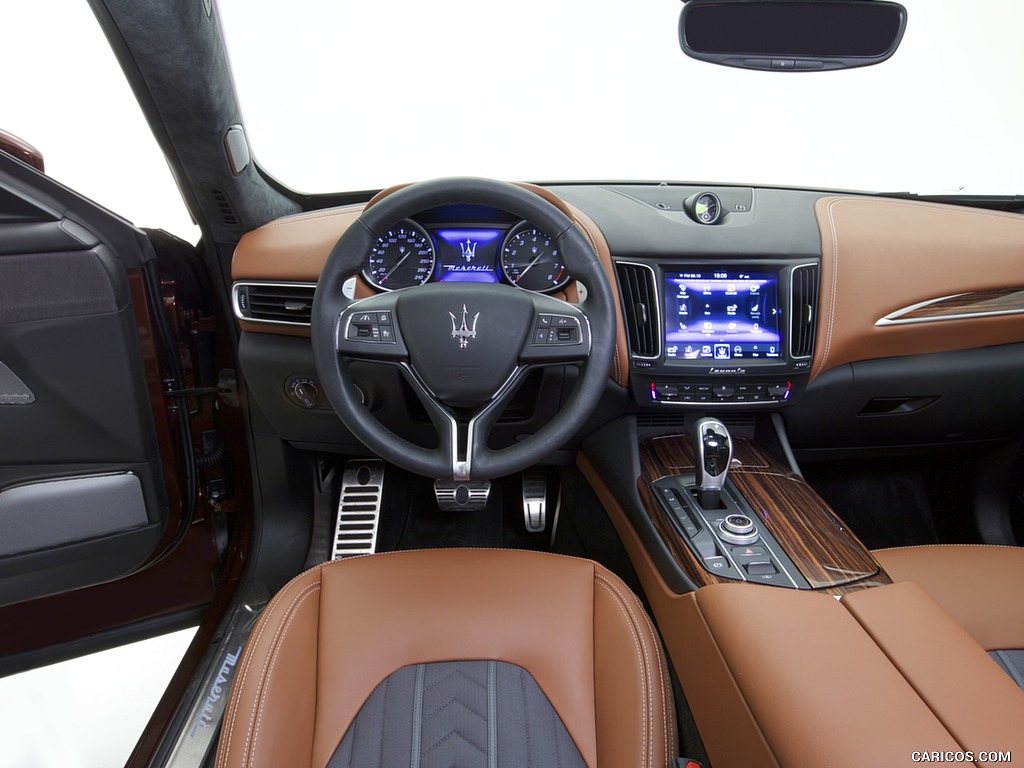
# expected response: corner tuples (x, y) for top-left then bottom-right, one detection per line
(328, 660), (586, 768)
(873, 544), (1024, 651)
(216, 549), (675, 768)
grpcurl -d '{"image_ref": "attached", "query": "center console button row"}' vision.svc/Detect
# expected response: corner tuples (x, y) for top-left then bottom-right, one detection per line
(651, 381), (792, 403)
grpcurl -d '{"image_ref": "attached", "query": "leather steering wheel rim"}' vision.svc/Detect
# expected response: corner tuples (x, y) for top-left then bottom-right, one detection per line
(311, 177), (616, 481)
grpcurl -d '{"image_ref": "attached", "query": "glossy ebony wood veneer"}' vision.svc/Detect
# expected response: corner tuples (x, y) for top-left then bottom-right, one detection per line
(638, 434), (891, 594)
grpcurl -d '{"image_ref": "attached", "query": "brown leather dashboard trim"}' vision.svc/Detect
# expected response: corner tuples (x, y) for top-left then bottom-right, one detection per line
(813, 196), (1024, 380)
(231, 184), (629, 386)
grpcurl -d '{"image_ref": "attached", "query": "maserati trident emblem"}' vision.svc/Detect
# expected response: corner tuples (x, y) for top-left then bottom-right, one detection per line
(460, 239), (477, 262)
(449, 304), (480, 349)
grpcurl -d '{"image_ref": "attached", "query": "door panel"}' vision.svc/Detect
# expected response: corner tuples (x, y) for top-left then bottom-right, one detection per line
(0, 154), (170, 607)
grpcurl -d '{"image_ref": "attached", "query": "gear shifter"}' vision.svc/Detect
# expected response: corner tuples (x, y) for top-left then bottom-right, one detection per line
(692, 417), (733, 508)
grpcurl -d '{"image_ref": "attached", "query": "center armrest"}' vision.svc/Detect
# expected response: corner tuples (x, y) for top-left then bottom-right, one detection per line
(678, 581), (1024, 767)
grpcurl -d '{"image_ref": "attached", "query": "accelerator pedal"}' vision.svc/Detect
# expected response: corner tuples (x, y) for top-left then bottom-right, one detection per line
(522, 470), (547, 533)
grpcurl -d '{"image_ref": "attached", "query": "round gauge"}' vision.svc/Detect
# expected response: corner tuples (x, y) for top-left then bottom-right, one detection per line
(693, 192), (722, 225)
(364, 220), (436, 290)
(500, 222), (571, 293)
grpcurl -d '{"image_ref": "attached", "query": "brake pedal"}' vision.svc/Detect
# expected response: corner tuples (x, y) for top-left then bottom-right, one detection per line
(332, 460), (385, 559)
(522, 471), (547, 533)
(433, 480), (491, 511)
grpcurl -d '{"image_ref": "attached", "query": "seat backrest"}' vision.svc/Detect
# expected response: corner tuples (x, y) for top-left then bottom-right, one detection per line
(216, 548), (676, 768)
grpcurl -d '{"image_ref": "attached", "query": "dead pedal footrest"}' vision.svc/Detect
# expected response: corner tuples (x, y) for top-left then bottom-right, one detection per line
(332, 460), (385, 559)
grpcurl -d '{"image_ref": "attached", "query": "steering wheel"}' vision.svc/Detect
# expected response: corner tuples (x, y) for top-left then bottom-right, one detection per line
(310, 177), (616, 481)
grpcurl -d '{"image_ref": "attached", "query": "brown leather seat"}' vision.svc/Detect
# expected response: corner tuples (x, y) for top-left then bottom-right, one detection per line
(872, 544), (1024, 651)
(215, 548), (676, 768)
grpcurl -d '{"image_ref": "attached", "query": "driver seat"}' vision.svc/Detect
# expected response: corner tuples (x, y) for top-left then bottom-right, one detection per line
(215, 548), (677, 768)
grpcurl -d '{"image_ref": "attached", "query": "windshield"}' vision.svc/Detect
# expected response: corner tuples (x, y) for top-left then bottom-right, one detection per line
(217, 0), (1022, 196)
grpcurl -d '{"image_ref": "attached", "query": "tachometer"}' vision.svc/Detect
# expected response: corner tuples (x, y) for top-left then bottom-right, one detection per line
(500, 222), (571, 293)
(364, 220), (436, 290)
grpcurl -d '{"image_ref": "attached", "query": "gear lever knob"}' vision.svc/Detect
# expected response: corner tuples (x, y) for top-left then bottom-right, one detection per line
(692, 417), (732, 507)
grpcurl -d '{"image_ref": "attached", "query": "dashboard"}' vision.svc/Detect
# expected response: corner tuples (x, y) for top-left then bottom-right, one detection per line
(230, 181), (1024, 458)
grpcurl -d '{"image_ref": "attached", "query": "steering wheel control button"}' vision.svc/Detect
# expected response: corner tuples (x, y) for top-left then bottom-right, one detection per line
(533, 314), (582, 346)
(346, 310), (396, 343)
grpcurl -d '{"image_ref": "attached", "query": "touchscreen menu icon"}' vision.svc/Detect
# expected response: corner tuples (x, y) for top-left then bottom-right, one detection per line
(714, 344), (730, 360)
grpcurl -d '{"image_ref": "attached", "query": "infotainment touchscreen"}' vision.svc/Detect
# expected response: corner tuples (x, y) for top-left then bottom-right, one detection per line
(663, 270), (782, 363)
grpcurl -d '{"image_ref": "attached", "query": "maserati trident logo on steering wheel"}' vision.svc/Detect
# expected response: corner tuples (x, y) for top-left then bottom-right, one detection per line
(449, 304), (480, 349)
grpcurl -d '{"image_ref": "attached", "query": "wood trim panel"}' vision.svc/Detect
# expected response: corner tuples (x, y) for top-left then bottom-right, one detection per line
(878, 288), (1024, 325)
(813, 196), (1024, 380)
(729, 472), (880, 589)
(638, 433), (889, 593)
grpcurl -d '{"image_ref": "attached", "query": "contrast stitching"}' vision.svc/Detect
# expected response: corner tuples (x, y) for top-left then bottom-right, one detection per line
(815, 198), (842, 378)
(258, 206), (364, 229)
(595, 576), (649, 768)
(815, 195), (1024, 379)
(874, 544), (1022, 552)
(247, 582), (321, 767)
(598, 573), (666, 768)
(571, 215), (625, 386)
(219, 564), (324, 767)
(636, 593), (673, 767)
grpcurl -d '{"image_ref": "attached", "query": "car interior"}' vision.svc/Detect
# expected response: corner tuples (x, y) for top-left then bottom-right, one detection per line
(1, 1), (1023, 766)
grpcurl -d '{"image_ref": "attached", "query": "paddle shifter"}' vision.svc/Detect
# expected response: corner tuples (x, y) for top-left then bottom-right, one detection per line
(692, 417), (733, 508)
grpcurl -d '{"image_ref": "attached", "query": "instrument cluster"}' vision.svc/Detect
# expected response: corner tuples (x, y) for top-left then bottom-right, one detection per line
(363, 219), (572, 294)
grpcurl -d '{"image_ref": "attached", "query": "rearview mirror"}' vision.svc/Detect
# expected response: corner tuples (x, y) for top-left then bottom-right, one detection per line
(679, 0), (907, 72)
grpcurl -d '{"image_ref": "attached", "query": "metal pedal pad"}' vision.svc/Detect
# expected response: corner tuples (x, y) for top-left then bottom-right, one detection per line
(332, 460), (385, 559)
(522, 471), (547, 533)
(433, 480), (491, 511)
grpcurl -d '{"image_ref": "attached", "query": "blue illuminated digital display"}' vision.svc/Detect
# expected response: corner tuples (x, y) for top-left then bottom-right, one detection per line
(435, 229), (501, 283)
(663, 270), (783, 362)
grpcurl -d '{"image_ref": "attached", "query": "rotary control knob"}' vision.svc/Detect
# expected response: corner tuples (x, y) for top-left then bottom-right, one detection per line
(718, 514), (758, 545)
(287, 377), (321, 410)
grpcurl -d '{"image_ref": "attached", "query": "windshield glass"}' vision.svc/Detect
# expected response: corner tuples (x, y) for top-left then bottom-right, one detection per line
(217, 0), (1022, 196)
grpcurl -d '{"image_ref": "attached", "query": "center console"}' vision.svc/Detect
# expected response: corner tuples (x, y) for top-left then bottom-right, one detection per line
(638, 426), (887, 594)
(616, 260), (819, 407)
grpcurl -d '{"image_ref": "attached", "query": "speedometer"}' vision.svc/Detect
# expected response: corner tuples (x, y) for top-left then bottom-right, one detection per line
(364, 220), (436, 290)
(500, 222), (571, 293)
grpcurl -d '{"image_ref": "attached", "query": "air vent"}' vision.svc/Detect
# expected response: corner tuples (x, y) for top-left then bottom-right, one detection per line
(233, 282), (316, 326)
(616, 262), (661, 359)
(790, 264), (819, 359)
(206, 186), (240, 228)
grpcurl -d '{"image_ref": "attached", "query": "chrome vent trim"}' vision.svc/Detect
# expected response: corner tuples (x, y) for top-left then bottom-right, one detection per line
(789, 264), (818, 360)
(232, 281), (317, 327)
(616, 261), (661, 360)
